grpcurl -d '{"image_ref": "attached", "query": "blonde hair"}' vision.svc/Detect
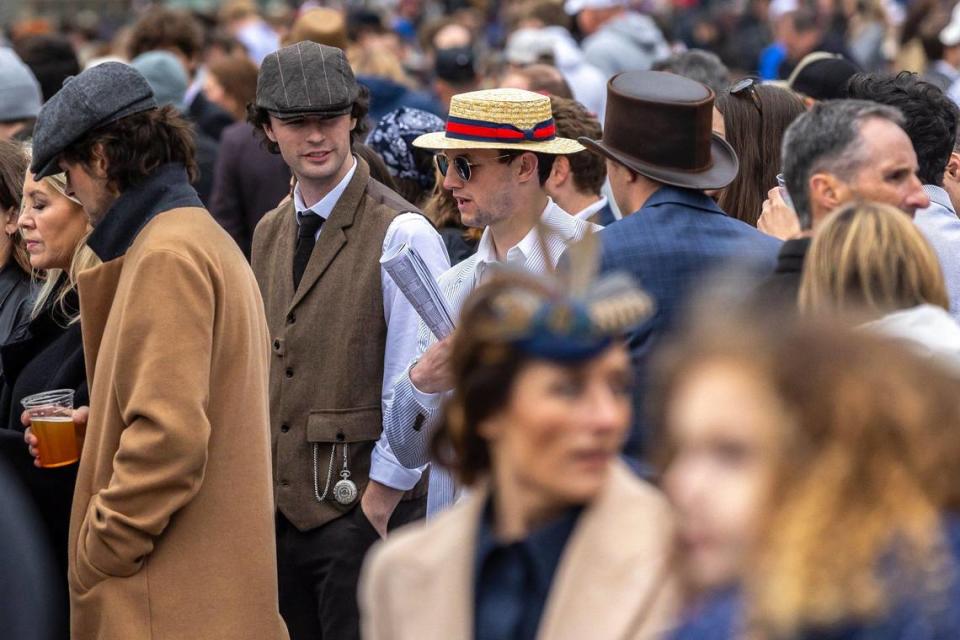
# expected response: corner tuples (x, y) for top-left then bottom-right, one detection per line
(654, 316), (960, 636)
(799, 201), (949, 315)
(20, 169), (100, 325)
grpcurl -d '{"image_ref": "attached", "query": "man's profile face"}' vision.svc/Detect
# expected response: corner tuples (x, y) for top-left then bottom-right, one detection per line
(59, 158), (117, 226)
(439, 148), (518, 229)
(264, 113), (355, 190)
(842, 119), (930, 218)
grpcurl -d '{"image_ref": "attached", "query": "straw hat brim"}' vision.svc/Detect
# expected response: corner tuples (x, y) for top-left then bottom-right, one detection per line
(412, 131), (585, 154)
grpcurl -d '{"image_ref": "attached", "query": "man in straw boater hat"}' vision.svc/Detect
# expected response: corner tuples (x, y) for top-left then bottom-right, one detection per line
(382, 87), (600, 517)
(248, 41), (450, 640)
(579, 70), (781, 463)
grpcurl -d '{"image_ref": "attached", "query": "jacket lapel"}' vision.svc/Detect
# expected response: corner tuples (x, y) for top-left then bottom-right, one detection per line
(289, 159), (371, 311)
(77, 258), (126, 389)
(402, 489), (487, 637)
(537, 462), (678, 640)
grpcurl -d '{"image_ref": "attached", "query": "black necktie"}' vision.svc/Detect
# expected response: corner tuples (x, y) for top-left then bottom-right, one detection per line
(293, 213), (323, 290)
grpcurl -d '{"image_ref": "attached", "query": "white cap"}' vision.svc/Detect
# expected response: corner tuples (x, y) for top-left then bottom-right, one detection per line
(941, 3), (960, 47)
(505, 28), (558, 65)
(564, 0), (627, 16)
(769, 0), (799, 21)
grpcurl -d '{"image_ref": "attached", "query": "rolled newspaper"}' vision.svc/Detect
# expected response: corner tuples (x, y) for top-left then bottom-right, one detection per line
(381, 243), (455, 339)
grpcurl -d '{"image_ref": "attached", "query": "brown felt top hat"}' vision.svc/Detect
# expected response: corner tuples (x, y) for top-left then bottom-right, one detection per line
(580, 71), (738, 191)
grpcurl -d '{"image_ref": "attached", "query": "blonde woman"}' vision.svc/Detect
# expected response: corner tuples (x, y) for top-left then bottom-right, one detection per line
(0, 165), (98, 640)
(799, 200), (960, 370)
(656, 317), (960, 639)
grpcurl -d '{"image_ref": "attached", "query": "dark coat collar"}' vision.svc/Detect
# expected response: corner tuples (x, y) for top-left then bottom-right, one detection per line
(638, 185), (727, 216)
(87, 163), (202, 262)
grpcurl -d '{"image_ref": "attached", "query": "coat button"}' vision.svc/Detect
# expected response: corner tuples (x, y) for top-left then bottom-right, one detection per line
(336, 432), (345, 442)
(280, 479), (289, 487)
(286, 312), (296, 325)
(281, 424), (290, 433)
(285, 368), (294, 378)
(273, 339), (281, 351)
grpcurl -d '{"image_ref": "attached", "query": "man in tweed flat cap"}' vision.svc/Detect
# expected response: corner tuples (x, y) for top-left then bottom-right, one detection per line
(26, 62), (288, 638)
(248, 41), (449, 640)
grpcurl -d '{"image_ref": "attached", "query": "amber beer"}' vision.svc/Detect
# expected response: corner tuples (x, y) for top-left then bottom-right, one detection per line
(21, 389), (78, 468)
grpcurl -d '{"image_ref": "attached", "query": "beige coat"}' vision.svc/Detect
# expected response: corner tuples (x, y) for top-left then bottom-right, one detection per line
(73, 207), (288, 639)
(360, 462), (678, 640)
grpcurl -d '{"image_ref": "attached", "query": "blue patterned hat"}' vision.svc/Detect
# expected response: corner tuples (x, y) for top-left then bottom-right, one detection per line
(367, 107), (445, 190)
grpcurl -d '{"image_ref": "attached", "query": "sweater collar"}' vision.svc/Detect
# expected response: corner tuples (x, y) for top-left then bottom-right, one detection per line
(87, 163), (202, 262)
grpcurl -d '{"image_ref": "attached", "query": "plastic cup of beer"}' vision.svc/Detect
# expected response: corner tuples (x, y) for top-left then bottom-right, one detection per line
(21, 389), (78, 468)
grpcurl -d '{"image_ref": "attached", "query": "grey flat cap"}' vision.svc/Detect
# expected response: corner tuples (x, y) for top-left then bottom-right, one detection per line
(256, 41), (359, 120)
(31, 62), (157, 179)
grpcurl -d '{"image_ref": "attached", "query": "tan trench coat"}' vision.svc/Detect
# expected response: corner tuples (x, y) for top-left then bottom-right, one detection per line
(360, 461), (679, 640)
(72, 207), (288, 639)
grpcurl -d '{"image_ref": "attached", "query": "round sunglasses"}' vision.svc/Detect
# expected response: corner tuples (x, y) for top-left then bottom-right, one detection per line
(435, 153), (514, 182)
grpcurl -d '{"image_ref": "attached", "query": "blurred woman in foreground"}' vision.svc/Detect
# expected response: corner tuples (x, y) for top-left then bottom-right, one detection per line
(656, 315), (960, 639)
(361, 271), (678, 639)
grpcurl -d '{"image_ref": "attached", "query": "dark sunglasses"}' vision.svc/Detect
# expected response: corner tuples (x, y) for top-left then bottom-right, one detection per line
(435, 153), (514, 182)
(730, 77), (763, 116)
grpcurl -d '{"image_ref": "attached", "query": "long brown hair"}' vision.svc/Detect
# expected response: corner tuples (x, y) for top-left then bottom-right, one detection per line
(799, 201), (949, 315)
(0, 140), (34, 275)
(653, 316), (960, 636)
(716, 84), (806, 226)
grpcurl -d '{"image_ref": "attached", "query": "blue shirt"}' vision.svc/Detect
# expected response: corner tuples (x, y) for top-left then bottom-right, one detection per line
(474, 501), (581, 640)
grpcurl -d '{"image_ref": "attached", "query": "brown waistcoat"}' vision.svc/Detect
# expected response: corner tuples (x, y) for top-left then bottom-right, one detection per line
(251, 158), (427, 531)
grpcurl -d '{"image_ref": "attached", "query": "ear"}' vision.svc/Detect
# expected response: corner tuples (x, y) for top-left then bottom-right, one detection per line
(945, 151), (960, 183)
(516, 151), (541, 184)
(809, 172), (846, 213)
(89, 143), (110, 180)
(350, 116), (358, 132)
(547, 155), (570, 189)
(263, 121), (279, 144)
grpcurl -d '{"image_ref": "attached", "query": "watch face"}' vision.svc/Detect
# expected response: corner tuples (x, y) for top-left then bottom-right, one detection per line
(334, 478), (358, 505)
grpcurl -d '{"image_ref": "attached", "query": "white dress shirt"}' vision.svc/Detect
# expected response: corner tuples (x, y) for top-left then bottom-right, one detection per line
(294, 156), (451, 491)
(384, 197), (600, 515)
(574, 195), (609, 222)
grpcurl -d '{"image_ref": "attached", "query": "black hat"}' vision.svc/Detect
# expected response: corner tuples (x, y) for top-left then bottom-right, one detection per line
(787, 52), (860, 101)
(31, 62), (157, 180)
(256, 41), (359, 120)
(435, 47), (477, 85)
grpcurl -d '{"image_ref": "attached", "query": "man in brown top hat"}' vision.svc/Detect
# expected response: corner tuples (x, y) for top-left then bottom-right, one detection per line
(578, 70), (781, 462)
(248, 41), (449, 639)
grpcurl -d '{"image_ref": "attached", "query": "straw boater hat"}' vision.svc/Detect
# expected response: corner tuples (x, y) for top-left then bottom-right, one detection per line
(412, 88), (584, 154)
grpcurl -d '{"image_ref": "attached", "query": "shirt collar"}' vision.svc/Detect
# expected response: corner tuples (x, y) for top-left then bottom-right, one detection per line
(922, 184), (955, 214)
(474, 496), (581, 593)
(293, 155), (358, 220)
(475, 197), (557, 269)
(87, 163), (202, 262)
(574, 195), (608, 221)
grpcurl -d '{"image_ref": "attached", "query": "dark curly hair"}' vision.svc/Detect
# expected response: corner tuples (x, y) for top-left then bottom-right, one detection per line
(246, 84), (371, 154)
(550, 96), (606, 196)
(60, 106), (198, 193)
(846, 71), (959, 186)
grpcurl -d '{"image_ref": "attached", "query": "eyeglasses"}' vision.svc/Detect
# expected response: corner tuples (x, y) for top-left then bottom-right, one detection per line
(435, 153), (514, 182)
(730, 77), (763, 116)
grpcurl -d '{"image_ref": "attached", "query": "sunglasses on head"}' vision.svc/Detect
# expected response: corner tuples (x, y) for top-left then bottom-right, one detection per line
(730, 77), (763, 116)
(435, 153), (514, 182)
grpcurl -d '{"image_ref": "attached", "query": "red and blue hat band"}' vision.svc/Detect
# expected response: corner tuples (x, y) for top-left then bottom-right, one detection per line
(444, 116), (556, 143)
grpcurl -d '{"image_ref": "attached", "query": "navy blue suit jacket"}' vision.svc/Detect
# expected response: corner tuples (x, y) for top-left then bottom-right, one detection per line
(598, 186), (781, 458)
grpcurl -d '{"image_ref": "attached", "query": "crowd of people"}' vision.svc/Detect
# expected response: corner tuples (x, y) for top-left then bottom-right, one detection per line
(1, 0), (960, 639)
